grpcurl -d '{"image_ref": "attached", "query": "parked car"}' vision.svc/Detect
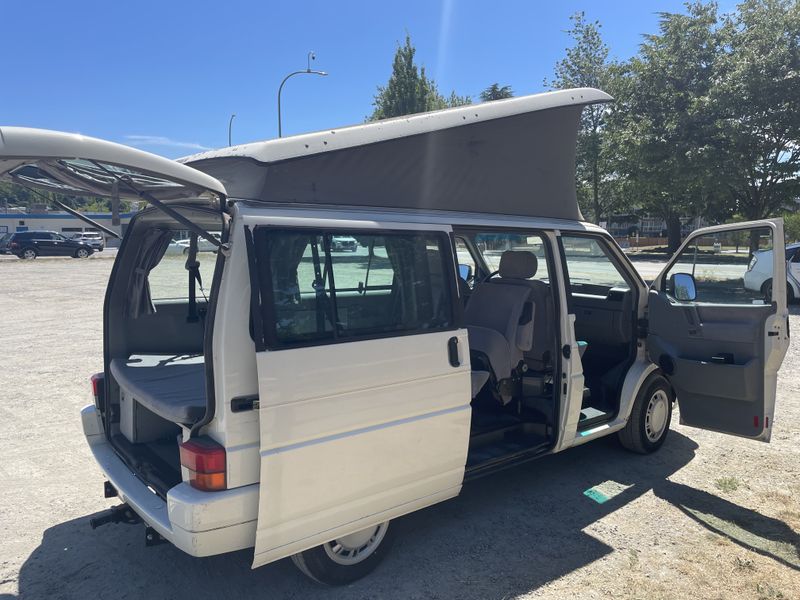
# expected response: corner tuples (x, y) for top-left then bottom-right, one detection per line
(1, 230), (94, 259)
(744, 242), (800, 302)
(172, 233), (222, 254)
(330, 235), (358, 252)
(0, 90), (790, 586)
(70, 231), (105, 251)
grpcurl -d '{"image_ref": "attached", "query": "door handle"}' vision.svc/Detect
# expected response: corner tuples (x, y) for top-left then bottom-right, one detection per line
(447, 337), (460, 367)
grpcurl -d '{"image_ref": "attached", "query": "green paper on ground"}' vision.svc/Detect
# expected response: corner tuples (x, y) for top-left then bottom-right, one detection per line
(583, 480), (633, 504)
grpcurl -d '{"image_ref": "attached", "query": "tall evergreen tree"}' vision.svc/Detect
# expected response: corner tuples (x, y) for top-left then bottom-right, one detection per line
(480, 83), (513, 102)
(369, 35), (470, 121)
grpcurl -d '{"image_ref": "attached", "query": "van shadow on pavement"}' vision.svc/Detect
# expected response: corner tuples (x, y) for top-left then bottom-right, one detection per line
(9, 431), (790, 600)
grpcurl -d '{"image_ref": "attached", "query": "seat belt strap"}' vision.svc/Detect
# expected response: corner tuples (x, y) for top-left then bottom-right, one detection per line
(185, 233), (200, 322)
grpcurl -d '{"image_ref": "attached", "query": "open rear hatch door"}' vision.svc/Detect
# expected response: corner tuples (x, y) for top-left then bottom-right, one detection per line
(0, 126), (227, 243)
(647, 219), (790, 441)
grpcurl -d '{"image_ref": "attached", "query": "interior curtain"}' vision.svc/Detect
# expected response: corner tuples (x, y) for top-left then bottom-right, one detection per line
(269, 234), (309, 305)
(127, 228), (173, 318)
(384, 236), (432, 326)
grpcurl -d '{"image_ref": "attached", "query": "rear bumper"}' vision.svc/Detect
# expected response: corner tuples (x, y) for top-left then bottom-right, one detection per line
(81, 405), (258, 557)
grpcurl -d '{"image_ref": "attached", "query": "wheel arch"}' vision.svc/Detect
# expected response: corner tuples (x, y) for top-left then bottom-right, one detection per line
(619, 360), (662, 423)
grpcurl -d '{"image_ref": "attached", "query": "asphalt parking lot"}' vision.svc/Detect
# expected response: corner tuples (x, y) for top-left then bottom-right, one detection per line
(0, 257), (798, 600)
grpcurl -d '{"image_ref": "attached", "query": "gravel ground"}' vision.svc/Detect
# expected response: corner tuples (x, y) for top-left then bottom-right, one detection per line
(0, 257), (798, 600)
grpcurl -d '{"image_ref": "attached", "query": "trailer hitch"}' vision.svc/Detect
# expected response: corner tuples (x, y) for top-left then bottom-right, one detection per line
(89, 504), (142, 529)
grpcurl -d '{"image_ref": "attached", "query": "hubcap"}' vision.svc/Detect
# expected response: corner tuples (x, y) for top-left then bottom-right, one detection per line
(78, 249), (88, 257)
(23, 250), (35, 259)
(645, 389), (669, 442)
(322, 522), (388, 566)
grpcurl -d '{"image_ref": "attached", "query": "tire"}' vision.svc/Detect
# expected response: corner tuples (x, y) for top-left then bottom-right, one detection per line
(74, 248), (90, 259)
(183, 247), (190, 255)
(19, 248), (37, 260)
(618, 373), (673, 454)
(761, 279), (773, 303)
(290, 521), (395, 586)
(762, 278), (794, 304)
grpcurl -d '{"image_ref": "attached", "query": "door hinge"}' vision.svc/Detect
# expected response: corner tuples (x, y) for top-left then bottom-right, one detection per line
(231, 395), (260, 413)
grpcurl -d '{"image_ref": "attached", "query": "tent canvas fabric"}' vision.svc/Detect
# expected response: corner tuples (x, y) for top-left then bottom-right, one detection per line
(185, 89), (611, 222)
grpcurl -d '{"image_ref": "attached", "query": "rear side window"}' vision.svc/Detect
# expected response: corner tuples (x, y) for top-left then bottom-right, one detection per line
(254, 229), (456, 348)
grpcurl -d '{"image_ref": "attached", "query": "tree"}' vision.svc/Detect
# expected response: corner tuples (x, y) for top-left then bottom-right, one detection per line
(611, 2), (724, 252)
(547, 12), (625, 224)
(713, 0), (800, 232)
(369, 35), (471, 121)
(480, 83), (513, 102)
(0, 181), (130, 213)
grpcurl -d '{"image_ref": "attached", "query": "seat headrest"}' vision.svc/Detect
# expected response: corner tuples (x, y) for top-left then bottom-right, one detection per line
(498, 250), (538, 279)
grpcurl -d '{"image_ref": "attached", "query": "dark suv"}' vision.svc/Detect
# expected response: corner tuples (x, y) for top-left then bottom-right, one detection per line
(0, 230), (94, 259)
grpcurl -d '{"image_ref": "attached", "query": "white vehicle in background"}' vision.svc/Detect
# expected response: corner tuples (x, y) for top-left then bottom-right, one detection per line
(175, 233), (222, 254)
(330, 235), (358, 252)
(70, 231), (105, 251)
(0, 90), (790, 586)
(744, 242), (800, 302)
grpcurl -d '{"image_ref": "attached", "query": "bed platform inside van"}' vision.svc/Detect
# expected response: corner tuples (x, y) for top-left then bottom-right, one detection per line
(109, 354), (206, 425)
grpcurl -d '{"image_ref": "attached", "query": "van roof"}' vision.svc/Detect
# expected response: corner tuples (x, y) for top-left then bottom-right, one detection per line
(183, 88), (611, 222)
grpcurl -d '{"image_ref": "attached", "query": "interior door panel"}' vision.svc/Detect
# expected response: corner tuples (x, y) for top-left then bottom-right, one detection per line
(647, 291), (772, 437)
(646, 218), (789, 442)
(571, 290), (633, 346)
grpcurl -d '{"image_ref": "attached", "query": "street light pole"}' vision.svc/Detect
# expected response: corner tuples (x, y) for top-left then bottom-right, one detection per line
(228, 113), (236, 146)
(277, 51), (328, 138)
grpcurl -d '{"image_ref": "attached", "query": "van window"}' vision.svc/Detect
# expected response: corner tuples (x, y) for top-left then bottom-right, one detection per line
(148, 233), (220, 301)
(255, 229), (455, 347)
(560, 235), (630, 295)
(664, 226), (773, 304)
(471, 232), (550, 282)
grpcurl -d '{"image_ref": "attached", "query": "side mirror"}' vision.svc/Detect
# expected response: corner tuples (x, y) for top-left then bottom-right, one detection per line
(458, 264), (473, 281)
(670, 272), (697, 301)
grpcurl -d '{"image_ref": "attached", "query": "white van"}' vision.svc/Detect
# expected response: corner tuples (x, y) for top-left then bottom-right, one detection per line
(0, 88), (790, 585)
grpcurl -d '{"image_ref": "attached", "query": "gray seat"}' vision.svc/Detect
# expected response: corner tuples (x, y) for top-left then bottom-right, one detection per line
(522, 278), (555, 371)
(464, 251), (536, 403)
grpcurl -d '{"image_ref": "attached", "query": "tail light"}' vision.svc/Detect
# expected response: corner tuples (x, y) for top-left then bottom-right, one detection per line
(9, 241), (19, 249)
(90, 372), (105, 410)
(179, 437), (226, 491)
(747, 254), (757, 272)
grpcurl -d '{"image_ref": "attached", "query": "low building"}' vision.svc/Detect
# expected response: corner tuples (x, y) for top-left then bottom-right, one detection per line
(0, 211), (136, 244)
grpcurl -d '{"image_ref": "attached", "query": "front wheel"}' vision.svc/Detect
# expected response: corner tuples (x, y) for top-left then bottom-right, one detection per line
(74, 248), (90, 258)
(291, 521), (395, 586)
(618, 373), (673, 454)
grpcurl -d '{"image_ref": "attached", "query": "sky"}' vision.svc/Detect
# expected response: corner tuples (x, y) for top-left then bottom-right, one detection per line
(1, 0), (737, 159)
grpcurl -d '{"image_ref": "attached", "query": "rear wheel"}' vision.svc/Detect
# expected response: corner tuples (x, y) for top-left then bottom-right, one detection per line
(761, 278), (793, 304)
(291, 521), (394, 586)
(19, 248), (37, 260)
(618, 373), (673, 454)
